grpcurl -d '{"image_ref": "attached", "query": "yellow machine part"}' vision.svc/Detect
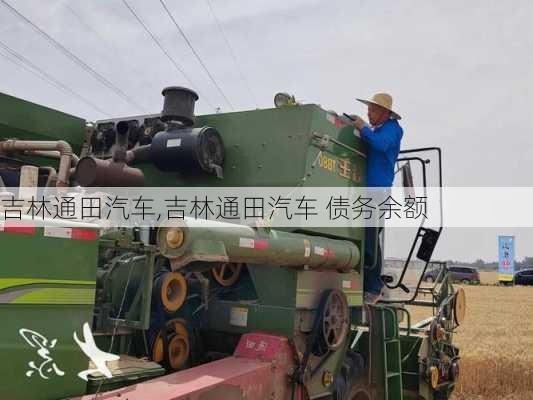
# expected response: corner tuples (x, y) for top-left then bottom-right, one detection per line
(211, 263), (243, 287)
(160, 272), (187, 313)
(152, 319), (190, 371)
(430, 366), (439, 389)
(453, 287), (466, 325)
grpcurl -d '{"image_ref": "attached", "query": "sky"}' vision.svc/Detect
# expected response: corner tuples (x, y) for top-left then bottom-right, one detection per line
(0, 0), (532, 262)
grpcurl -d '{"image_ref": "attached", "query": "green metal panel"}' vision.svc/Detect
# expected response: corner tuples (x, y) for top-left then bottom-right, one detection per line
(205, 300), (295, 337)
(139, 106), (316, 187)
(400, 334), (423, 395)
(105, 253), (155, 330)
(247, 265), (297, 307)
(137, 105), (366, 187)
(0, 92), (86, 153)
(304, 106), (367, 242)
(296, 270), (363, 308)
(0, 225), (98, 400)
(305, 339), (348, 397)
(134, 105), (367, 242)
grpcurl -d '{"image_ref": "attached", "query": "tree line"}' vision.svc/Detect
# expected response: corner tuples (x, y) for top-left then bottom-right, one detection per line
(442, 257), (533, 271)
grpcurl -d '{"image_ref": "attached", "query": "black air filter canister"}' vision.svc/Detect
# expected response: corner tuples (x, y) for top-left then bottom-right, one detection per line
(161, 86), (199, 126)
(151, 126), (224, 176)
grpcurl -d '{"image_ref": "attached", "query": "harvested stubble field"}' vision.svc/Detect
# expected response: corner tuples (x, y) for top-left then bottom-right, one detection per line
(409, 271), (533, 400)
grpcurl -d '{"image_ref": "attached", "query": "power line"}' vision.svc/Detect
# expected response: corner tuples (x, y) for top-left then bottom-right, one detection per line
(65, 4), (109, 45)
(65, 3), (163, 105)
(0, 0), (144, 112)
(159, 0), (235, 111)
(0, 46), (65, 93)
(0, 39), (111, 117)
(121, 0), (216, 110)
(0, 47), (72, 97)
(205, 0), (258, 108)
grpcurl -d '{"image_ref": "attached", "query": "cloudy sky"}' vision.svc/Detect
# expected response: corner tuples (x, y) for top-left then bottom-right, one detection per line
(0, 0), (532, 262)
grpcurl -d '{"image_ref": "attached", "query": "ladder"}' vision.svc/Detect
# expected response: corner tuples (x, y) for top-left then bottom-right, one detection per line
(369, 306), (403, 400)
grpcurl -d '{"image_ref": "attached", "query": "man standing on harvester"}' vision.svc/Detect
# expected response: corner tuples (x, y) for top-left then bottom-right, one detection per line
(349, 93), (403, 303)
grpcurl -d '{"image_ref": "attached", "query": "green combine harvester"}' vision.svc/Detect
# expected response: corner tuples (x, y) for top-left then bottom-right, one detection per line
(0, 88), (465, 400)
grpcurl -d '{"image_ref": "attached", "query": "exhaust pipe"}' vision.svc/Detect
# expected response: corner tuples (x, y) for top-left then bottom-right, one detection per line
(74, 120), (145, 187)
(113, 120), (130, 163)
(0, 139), (73, 187)
(22, 150), (79, 166)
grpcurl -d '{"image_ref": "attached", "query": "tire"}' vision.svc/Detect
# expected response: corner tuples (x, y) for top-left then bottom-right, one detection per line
(434, 387), (453, 400)
(348, 376), (374, 400)
(334, 352), (366, 400)
(461, 279), (470, 285)
(425, 276), (435, 283)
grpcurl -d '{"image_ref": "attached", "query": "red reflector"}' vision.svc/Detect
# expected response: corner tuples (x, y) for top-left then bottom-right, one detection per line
(254, 239), (269, 250)
(334, 117), (346, 128)
(3, 222), (36, 235)
(324, 248), (335, 257)
(71, 228), (98, 241)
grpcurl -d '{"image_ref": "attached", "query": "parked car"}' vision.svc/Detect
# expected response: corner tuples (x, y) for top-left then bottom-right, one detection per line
(423, 266), (480, 284)
(514, 268), (533, 285)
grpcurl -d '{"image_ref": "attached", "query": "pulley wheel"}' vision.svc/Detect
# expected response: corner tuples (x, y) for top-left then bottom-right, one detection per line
(167, 334), (190, 370)
(453, 287), (466, 325)
(322, 289), (350, 350)
(350, 387), (372, 400)
(448, 360), (460, 382)
(429, 366), (439, 389)
(211, 262), (243, 286)
(160, 272), (187, 313)
(348, 372), (373, 400)
(430, 320), (446, 342)
(151, 318), (189, 371)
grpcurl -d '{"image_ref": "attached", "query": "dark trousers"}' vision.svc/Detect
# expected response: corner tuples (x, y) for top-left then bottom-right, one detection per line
(364, 226), (383, 294)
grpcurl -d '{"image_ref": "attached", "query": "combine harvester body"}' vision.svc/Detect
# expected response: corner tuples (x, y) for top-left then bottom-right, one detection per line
(0, 89), (463, 400)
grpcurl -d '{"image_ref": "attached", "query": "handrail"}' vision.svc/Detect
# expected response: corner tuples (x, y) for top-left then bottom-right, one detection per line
(312, 132), (367, 158)
(379, 147), (444, 303)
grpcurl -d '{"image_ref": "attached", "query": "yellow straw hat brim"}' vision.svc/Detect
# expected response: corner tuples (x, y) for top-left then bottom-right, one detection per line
(356, 98), (401, 120)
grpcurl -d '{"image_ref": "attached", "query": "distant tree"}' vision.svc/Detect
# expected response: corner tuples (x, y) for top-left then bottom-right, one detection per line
(523, 257), (533, 267)
(485, 262), (498, 270)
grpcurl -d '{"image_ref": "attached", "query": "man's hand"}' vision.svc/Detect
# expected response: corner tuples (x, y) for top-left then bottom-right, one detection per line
(351, 115), (369, 130)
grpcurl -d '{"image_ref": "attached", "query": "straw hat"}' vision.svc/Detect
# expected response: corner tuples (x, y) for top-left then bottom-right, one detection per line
(356, 93), (401, 120)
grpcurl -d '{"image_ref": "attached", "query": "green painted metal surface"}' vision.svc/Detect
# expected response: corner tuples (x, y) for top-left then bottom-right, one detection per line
(135, 105), (366, 242)
(400, 334), (423, 397)
(296, 270), (363, 307)
(158, 222), (361, 271)
(361, 306), (403, 400)
(103, 253), (154, 330)
(248, 265), (297, 307)
(0, 225), (98, 400)
(206, 300), (296, 337)
(0, 92), (86, 153)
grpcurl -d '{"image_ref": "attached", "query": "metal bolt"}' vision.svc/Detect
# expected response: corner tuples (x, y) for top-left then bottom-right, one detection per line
(166, 228), (184, 248)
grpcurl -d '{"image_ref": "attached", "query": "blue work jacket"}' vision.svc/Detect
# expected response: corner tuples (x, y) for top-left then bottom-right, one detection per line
(359, 119), (403, 187)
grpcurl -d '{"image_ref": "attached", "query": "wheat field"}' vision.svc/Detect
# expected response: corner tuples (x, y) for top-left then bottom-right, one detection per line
(409, 272), (533, 400)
